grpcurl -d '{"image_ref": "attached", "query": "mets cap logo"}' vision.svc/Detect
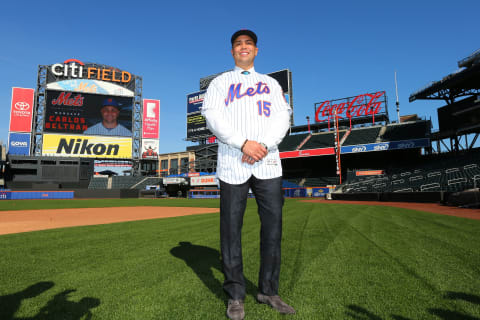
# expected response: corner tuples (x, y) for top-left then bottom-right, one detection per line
(14, 101), (30, 111)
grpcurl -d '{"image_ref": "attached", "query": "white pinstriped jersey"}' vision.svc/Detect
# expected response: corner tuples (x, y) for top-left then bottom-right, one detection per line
(202, 66), (291, 184)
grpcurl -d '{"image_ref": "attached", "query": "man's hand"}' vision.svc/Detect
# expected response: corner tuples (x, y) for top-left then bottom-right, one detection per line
(242, 154), (255, 164)
(241, 140), (267, 164)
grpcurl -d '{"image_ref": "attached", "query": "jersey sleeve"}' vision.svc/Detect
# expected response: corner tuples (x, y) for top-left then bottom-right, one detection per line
(262, 80), (291, 150)
(201, 79), (246, 150)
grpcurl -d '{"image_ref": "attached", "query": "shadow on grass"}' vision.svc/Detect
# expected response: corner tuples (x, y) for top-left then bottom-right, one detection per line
(346, 305), (413, 320)
(170, 241), (257, 304)
(0, 282), (100, 320)
(345, 305), (384, 320)
(444, 291), (480, 305)
(346, 291), (480, 320)
(428, 291), (480, 320)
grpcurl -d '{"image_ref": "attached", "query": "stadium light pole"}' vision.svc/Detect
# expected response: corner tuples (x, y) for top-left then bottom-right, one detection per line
(334, 108), (342, 185)
(395, 71), (401, 123)
(306, 116), (310, 132)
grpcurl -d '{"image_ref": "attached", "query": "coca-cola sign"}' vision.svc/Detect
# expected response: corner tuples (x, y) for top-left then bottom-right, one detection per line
(315, 91), (386, 123)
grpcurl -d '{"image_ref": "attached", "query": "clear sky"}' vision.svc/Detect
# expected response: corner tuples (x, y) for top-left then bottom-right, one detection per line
(1, 0), (478, 154)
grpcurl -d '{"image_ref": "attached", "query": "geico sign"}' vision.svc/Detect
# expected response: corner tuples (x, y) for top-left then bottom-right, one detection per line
(10, 141), (28, 147)
(56, 138), (120, 155)
(51, 59), (131, 83)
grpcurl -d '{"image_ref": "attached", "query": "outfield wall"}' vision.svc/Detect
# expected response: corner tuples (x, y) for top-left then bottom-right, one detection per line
(73, 189), (139, 199)
(331, 191), (446, 203)
(0, 190), (74, 200)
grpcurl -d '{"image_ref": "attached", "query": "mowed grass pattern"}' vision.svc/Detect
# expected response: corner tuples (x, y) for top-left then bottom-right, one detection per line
(0, 199), (479, 319)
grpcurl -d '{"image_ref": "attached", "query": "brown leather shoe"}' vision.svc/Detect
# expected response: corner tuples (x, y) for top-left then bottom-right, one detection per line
(257, 293), (296, 314)
(226, 299), (245, 320)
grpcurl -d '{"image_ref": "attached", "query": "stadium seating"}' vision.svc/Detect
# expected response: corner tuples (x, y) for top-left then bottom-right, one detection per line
(380, 121), (430, 141)
(301, 132), (335, 149)
(278, 133), (310, 151)
(303, 177), (338, 187)
(88, 176), (108, 189)
(343, 126), (382, 146)
(111, 176), (143, 189)
(132, 177), (163, 190)
(89, 176), (164, 190)
(341, 149), (480, 194)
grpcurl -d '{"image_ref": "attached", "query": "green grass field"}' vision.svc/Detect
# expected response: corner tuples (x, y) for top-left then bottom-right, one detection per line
(0, 199), (479, 319)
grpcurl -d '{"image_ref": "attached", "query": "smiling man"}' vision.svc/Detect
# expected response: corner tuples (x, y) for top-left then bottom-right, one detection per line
(84, 98), (132, 137)
(202, 29), (294, 320)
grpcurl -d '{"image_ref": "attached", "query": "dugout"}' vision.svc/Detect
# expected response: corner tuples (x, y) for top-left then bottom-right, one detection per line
(5, 155), (94, 190)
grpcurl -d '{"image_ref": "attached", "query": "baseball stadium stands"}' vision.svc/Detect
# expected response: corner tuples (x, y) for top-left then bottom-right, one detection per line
(380, 121), (430, 141)
(303, 177), (337, 187)
(301, 132), (335, 149)
(132, 177), (163, 190)
(278, 133), (310, 151)
(88, 176), (163, 190)
(343, 126), (382, 146)
(282, 179), (301, 188)
(341, 148), (480, 193)
(88, 176), (108, 189)
(111, 176), (143, 189)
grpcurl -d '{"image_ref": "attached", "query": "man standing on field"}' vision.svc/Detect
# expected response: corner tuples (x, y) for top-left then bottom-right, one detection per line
(202, 29), (294, 320)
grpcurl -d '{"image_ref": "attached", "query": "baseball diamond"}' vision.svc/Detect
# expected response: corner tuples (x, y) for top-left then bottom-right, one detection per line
(0, 198), (479, 319)
(1, 7), (480, 319)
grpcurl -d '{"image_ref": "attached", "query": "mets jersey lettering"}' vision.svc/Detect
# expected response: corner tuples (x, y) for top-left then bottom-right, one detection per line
(224, 82), (270, 106)
(202, 66), (291, 184)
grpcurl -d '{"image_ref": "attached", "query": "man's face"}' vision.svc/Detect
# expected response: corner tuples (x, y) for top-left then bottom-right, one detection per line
(101, 106), (119, 126)
(231, 35), (258, 69)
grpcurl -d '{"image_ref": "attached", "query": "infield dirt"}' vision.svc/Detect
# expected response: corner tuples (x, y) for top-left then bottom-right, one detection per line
(1, 200), (479, 236)
(0, 206), (219, 235)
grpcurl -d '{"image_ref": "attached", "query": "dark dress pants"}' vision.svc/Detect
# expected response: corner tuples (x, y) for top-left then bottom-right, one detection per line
(219, 176), (283, 300)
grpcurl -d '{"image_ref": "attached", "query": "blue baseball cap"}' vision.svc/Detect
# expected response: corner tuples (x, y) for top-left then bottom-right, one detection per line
(102, 98), (120, 110)
(231, 29), (257, 46)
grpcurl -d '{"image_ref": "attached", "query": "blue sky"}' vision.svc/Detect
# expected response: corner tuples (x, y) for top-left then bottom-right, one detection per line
(0, 0), (478, 154)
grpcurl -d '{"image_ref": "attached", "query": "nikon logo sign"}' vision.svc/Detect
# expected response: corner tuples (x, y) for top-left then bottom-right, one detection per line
(42, 134), (132, 159)
(57, 138), (119, 155)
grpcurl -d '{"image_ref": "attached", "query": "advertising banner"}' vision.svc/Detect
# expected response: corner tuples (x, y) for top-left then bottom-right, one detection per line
(315, 91), (387, 123)
(356, 170), (385, 176)
(141, 139), (159, 159)
(9, 87), (35, 133)
(187, 90), (211, 139)
(0, 191), (11, 200)
(44, 89), (133, 137)
(190, 175), (218, 186)
(142, 99), (160, 139)
(46, 59), (135, 91)
(389, 138), (430, 150)
(341, 138), (430, 154)
(42, 134), (132, 158)
(312, 187), (330, 197)
(0, 191), (74, 200)
(8, 132), (31, 155)
(280, 147), (335, 159)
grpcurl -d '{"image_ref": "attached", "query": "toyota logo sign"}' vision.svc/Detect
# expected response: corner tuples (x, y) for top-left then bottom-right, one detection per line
(14, 101), (30, 111)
